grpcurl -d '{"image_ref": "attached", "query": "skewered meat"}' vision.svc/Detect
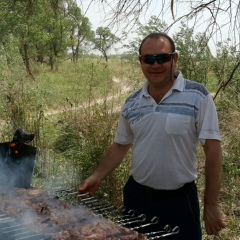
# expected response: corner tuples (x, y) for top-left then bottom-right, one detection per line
(0, 188), (147, 240)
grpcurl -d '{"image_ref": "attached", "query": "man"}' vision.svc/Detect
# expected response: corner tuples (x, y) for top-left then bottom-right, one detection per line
(79, 32), (226, 239)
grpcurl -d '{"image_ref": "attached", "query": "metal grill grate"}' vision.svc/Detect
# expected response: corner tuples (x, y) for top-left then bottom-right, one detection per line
(51, 188), (180, 239)
(0, 214), (46, 240)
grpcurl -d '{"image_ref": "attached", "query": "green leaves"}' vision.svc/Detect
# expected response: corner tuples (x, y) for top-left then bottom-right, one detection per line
(0, 0), (95, 70)
(124, 16), (168, 58)
(93, 27), (120, 61)
(173, 23), (212, 85)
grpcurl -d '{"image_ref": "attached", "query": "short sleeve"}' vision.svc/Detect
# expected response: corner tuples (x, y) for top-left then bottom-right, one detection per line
(114, 113), (134, 144)
(196, 94), (221, 145)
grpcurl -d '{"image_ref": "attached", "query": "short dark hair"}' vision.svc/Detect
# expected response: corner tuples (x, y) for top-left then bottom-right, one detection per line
(139, 32), (176, 55)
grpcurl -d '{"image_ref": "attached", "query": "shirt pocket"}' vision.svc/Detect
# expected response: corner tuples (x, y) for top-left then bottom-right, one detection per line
(165, 113), (191, 135)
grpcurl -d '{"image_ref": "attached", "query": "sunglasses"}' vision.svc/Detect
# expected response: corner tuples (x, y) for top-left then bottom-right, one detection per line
(140, 52), (175, 65)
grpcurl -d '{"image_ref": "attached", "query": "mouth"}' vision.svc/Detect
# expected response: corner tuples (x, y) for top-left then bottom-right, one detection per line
(149, 71), (163, 75)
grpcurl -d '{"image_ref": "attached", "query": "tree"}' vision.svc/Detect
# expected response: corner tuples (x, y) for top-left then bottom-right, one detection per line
(46, 0), (72, 70)
(0, 0), (95, 73)
(212, 41), (240, 106)
(67, 1), (94, 62)
(93, 27), (120, 62)
(124, 16), (168, 59)
(173, 22), (212, 85)
(0, 0), (41, 79)
(0, 0), (66, 74)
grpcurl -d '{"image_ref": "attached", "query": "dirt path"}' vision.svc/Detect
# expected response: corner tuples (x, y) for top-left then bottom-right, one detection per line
(45, 76), (132, 117)
(0, 77), (132, 132)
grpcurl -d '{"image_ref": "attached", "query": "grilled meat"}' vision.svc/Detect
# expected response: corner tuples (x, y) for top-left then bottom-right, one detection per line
(0, 188), (147, 240)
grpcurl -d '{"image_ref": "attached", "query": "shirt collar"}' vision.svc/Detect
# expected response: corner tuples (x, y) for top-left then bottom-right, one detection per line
(172, 70), (184, 92)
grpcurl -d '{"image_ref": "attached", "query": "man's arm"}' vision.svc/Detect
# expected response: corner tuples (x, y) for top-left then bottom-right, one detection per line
(203, 139), (226, 235)
(79, 142), (131, 194)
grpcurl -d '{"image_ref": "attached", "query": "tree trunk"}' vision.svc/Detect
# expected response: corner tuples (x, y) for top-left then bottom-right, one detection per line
(49, 56), (54, 71)
(23, 43), (35, 80)
(103, 51), (108, 62)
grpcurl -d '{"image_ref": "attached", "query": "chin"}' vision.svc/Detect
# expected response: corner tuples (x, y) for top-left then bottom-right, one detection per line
(150, 77), (164, 83)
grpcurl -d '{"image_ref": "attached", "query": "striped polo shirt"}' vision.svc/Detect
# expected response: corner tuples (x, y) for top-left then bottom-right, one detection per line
(114, 71), (221, 190)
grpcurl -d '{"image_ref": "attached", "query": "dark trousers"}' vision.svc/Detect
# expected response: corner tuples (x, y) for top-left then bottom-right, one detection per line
(123, 176), (202, 240)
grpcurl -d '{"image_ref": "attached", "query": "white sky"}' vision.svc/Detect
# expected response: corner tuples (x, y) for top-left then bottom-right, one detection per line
(77, 0), (240, 56)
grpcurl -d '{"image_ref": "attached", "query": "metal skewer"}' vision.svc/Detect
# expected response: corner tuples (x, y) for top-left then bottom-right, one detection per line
(130, 216), (158, 230)
(148, 226), (180, 239)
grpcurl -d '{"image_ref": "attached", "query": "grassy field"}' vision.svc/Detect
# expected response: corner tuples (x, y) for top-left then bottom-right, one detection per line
(0, 57), (240, 239)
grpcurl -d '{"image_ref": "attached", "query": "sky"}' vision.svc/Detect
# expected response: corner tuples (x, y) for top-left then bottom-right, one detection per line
(77, 0), (240, 56)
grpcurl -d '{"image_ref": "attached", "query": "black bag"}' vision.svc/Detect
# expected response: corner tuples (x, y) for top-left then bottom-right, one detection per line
(0, 129), (36, 189)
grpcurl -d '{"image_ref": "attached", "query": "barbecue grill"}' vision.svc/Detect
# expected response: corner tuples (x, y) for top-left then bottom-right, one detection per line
(0, 214), (45, 240)
(0, 188), (148, 239)
(52, 188), (180, 239)
(0, 187), (180, 239)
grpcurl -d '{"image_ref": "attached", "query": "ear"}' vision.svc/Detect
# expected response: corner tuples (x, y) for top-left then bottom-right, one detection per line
(173, 52), (179, 64)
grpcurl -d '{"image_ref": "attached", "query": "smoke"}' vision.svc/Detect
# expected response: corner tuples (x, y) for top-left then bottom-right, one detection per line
(0, 187), (105, 239)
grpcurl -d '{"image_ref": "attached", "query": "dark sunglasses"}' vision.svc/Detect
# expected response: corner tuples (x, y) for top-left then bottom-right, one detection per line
(140, 52), (175, 65)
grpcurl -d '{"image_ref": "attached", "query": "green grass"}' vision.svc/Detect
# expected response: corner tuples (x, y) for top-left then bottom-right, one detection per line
(33, 59), (114, 108)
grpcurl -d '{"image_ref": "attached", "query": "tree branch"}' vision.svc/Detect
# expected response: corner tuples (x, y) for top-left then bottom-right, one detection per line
(213, 59), (240, 100)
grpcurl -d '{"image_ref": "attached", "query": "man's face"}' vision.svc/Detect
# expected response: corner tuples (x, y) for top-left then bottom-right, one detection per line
(139, 37), (178, 88)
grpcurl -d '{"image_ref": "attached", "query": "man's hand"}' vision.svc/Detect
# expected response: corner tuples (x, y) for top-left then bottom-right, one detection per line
(79, 142), (131, 195)
(79, 175), (101, 195)
(204, 204), (226, 235)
